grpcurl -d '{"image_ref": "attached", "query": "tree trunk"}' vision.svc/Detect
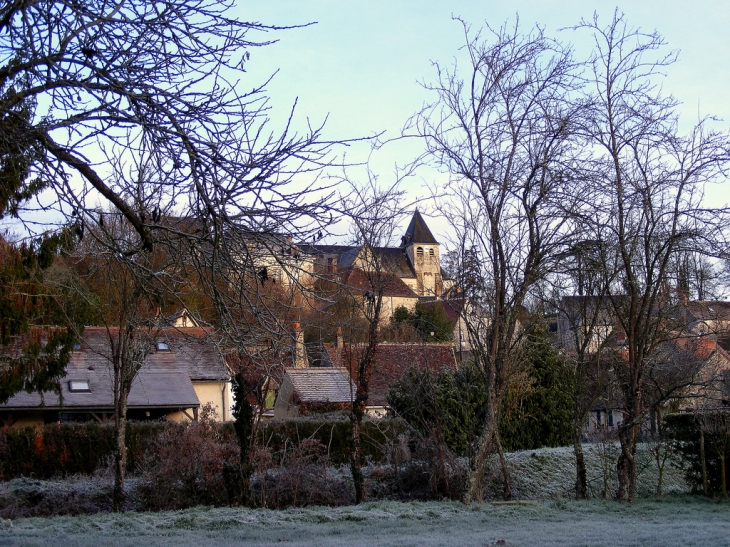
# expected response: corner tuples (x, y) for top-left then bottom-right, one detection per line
(494, 430), (511, 501)
(231, 380), (254, 506)
(700, 427), (708, 497)
(573, 428), (588, 500)
(350, 409), (364, 503)
(721, 452), (726, 499)
(656, 465), (664, 497)
(112, 394), (128, 512)
(464, 423), (493, 503)
(616, 420), (639, 502)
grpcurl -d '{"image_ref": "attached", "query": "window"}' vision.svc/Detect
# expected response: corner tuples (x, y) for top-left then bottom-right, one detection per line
(416, 247), (424, 262)
(265, 390), (276, 409)
(429, 248), (435, 264)
(72, 342), (82, 351)
(156, 340), (170, 351)
(68, 380), (90, 392)
(608, 410), (614, 427)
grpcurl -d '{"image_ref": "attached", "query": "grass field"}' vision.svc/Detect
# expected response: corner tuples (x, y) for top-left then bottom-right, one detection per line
(2, 442), (722, 547)
(3, 497), (730, 547)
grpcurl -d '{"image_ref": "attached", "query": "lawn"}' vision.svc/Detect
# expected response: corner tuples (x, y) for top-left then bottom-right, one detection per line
(1, 442), (721, 547)
(3, 497), (730, 547)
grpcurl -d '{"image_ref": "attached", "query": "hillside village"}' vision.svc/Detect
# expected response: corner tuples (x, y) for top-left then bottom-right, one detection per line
(3, 209), (729, 432)
(2, 1), (730, 537)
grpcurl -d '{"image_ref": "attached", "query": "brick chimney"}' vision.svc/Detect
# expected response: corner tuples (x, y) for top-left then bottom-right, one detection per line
(293, 322), (307, 368)
(336, 326), (343, 350)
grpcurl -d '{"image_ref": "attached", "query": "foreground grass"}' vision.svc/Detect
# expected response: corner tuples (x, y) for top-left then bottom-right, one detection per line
(3, 497), (730, 547)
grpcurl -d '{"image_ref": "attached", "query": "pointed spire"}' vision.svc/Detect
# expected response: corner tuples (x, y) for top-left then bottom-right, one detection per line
(403, 210), (438, 245)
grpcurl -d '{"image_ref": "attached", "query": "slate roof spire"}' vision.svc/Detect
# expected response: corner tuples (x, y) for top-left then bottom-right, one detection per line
(403, 210), (438, 245)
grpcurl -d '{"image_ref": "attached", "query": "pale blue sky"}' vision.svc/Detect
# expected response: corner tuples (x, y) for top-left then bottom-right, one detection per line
(236, 1), (730, 240)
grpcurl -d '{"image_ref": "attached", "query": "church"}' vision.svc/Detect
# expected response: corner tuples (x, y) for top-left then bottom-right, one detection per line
(301, 210), (452, 298)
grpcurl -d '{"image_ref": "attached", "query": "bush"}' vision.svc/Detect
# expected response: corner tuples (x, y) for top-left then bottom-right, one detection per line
(250, 438), (354, 508)
(388, 325), (574, 458)
(254, 414), (407, 465)
(0, 421), (168, 479)
(136, 413), (239, 511)
(664, 412), (730, 496)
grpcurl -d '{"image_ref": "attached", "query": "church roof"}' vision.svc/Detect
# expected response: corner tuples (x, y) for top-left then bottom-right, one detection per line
(403, 211), (438, 245)
(344, 268), (418, 299)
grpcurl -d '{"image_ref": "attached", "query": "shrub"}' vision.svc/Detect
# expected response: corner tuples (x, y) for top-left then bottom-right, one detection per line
(250, 438), (354, 508)
(136, 412), (239, 511)
(254, 414), (407, 465)
(664, 412), (730, 496)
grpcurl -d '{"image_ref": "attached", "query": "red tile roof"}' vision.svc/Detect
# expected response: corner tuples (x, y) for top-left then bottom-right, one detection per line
(328, 342), (457, 407)
(344, 268), (418, 299)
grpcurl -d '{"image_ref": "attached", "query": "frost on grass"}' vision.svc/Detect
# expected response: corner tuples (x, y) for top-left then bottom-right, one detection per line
(500, 443), (688, 500)
(0, 475), (140, 519)
(6, 498), (730, 547)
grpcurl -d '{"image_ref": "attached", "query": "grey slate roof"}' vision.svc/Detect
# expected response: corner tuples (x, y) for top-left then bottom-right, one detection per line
(374, 247), (417, 279)
(0, 326), (226, 411)
(2, 369), (199, 410)
(403, 211), (438, 245)
(685, 301), (730, 322)
(285, 368), (355, 403)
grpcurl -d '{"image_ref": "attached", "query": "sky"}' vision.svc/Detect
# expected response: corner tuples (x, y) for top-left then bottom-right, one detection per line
(234, 0), (730, 243)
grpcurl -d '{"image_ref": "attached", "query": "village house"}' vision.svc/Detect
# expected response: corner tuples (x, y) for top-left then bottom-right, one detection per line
(0, 326), (232, 428)
(270, 323), (458, 418)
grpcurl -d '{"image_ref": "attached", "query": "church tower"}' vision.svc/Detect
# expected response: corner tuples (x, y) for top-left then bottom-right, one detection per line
(401, 211), (442, 296)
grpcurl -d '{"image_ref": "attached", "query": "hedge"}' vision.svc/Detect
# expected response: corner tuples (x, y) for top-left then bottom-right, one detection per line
(663, 412), (730, 496)
(0, 416), (408, 479)
(253, 414), (408, 465)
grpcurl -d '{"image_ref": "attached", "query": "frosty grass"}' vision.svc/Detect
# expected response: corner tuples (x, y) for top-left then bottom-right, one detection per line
(3, 443), (730, 547)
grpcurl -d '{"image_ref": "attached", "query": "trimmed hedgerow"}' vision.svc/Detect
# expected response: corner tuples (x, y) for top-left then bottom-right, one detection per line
(0, 421), (169, 479)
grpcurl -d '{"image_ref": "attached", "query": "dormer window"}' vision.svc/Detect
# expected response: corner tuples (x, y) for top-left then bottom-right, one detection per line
(416, 247), (424, 262)
(72, 342), (82, 352)
(68, 380), (90, 392)
(156, 340), (170, 351)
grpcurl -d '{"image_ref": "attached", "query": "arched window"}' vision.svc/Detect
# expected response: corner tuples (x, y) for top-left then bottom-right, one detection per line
(429, 248), (435, 264)
(416, 247), (424, 262)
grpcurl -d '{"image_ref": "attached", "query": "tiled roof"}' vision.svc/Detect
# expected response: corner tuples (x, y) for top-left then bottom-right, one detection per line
(298, 244), (418, 280)
(0, 326), (227, 411)
(155, 327), (227, 380)
(685, 301), (730, 322)
(285, 368), (355, 403)
(374, 247), (417, 279)
(331, 342), (457, 407)
(2, 369), (199, 410)
(344, 268), (418, 299)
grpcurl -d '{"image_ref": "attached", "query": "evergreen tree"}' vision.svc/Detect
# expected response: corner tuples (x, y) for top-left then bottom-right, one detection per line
(499, 325), (575, 451)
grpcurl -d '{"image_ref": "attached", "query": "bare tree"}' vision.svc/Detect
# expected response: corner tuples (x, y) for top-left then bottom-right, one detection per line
(2, 2), (349, 505)
(551, 234), (616, 500)
(0, 0), (337, 252)
(72, 213), (163, 512)
(575, 10), (730, 502)
(337, 178), (405, 503)
(406, 18), (583, 502)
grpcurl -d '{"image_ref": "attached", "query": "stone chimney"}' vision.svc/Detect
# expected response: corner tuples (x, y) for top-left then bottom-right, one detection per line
(336, 327), (343, 350)
(293, 322), (307, 368)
